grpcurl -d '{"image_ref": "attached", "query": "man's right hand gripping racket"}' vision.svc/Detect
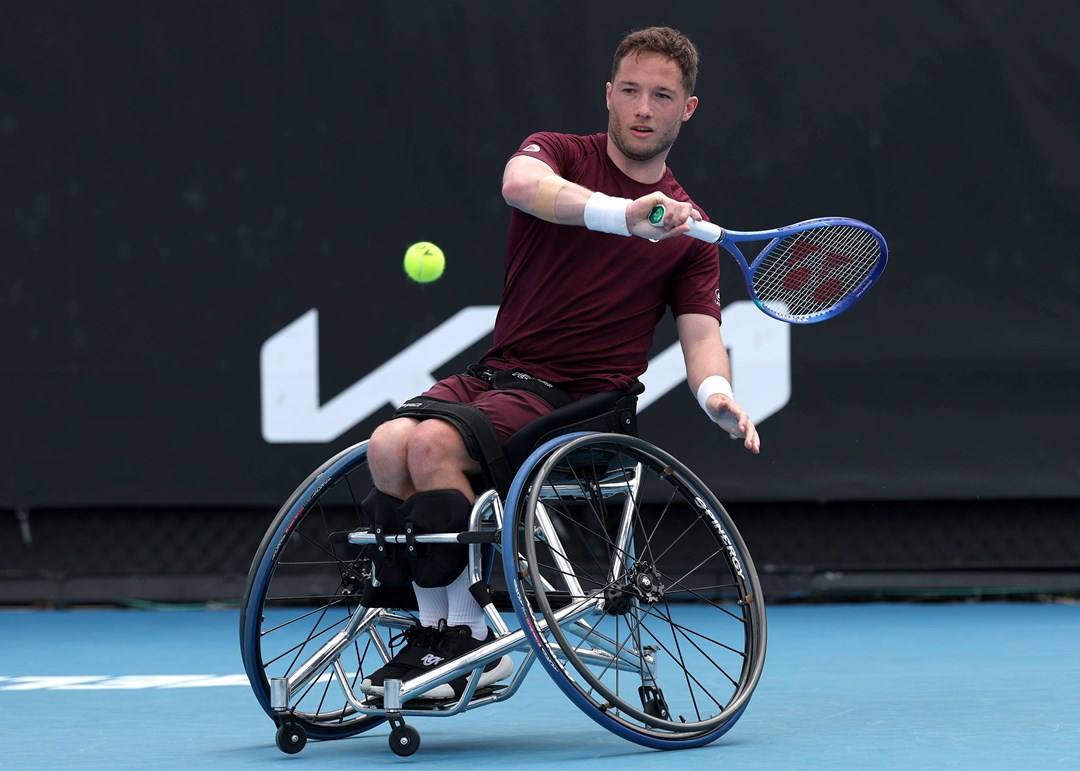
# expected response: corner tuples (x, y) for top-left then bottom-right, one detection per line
(651, 205), (888, 323)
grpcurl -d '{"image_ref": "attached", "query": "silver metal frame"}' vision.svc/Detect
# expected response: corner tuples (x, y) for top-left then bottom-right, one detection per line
(263, 433), (765, 744)
(266, 460), (652, 721)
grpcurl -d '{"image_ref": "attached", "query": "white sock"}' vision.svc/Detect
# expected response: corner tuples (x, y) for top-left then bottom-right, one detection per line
(411, 583), (448, 629)
(446, 568), (487, 639)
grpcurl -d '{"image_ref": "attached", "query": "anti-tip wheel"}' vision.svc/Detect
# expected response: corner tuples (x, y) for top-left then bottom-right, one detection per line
(388, 724), (421, 757)
(276, 721), (308, 754)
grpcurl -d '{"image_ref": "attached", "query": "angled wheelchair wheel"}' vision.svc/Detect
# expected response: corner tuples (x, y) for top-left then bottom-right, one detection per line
(502, 433), (767, 750)
(239, 441), (387, 740)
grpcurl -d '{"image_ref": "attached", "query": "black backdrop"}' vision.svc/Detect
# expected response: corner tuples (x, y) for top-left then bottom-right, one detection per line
(3, 1), (1079, 510)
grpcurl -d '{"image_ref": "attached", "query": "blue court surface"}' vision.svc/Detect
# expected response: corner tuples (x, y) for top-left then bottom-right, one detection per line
(3, 602), (1078, 769)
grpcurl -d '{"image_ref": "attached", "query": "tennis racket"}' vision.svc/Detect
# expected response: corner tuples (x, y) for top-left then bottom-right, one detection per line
(650, 204), (888, 323)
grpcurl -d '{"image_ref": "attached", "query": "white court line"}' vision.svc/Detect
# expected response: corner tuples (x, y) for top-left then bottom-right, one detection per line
(0, 674), (250, 690)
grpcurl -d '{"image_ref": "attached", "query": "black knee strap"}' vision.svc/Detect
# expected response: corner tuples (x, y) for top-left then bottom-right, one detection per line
(401, 489), (472, 588)
(393, 397), (513, 495)
(393, 382), (643, 498)
(361, 489), (412, 588)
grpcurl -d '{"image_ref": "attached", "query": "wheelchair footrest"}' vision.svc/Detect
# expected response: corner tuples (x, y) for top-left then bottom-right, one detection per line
(361, 685), (507, 711)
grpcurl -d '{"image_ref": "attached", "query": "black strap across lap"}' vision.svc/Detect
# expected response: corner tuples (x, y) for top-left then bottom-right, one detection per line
(393, 373), (643, 497)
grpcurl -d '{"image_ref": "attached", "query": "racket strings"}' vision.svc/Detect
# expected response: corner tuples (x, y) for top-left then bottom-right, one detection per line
(752, 226), (881, 320)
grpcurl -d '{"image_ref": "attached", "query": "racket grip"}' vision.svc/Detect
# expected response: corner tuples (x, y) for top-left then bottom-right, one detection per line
(649, 204), (724, 243)
(684, 218), (724, 243)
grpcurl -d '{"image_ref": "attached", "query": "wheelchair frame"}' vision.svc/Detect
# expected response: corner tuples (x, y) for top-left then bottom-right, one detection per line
(240, 430), (767, 757)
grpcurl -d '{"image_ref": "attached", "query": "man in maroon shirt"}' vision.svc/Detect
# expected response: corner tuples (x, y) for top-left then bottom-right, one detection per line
(360, 26), (760, 699)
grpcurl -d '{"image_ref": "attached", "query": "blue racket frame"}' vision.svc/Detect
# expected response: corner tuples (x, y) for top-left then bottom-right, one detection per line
(718, 217), (889, 324)
(651, 204), (888, 324)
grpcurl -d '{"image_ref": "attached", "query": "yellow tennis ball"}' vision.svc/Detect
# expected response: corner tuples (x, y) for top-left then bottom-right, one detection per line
(403, 241), (445, 283)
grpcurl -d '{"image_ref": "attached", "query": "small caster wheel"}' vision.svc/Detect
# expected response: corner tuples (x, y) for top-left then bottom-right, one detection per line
(276, 721), (307, 754)
(388, 723), (420, 757)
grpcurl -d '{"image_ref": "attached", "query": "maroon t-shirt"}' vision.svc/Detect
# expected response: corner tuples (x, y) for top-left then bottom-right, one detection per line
(481, 131), (723, 396)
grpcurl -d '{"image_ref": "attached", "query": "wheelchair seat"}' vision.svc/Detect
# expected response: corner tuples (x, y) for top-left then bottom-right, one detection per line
(499, 381), (643, 477)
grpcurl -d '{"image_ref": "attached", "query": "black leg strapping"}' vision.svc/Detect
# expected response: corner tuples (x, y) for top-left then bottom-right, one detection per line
(400, 489), (471, 588)
(362, 489), (411, 588)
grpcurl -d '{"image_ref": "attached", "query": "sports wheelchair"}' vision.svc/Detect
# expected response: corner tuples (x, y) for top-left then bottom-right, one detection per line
(239, 384), (766, 757)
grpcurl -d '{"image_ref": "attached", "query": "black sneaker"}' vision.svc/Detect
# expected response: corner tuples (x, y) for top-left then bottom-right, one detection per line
(421, 624), (513, 700)
(360, 621), (444, 695)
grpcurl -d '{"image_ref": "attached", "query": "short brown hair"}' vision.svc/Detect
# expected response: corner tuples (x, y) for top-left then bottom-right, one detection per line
(611, 26), (700, 97)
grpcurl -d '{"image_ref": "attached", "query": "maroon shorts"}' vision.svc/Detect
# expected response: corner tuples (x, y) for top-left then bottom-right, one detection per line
(421, 373), (556, 443)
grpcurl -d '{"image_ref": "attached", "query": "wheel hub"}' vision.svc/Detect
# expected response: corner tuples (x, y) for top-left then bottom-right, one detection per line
(339, 561), (370, 597)
(602, 562), (666, 615)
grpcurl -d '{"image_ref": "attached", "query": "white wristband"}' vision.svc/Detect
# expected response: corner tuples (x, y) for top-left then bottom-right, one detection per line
(696, 375), (734, 421)
(583, 192), (632, 236)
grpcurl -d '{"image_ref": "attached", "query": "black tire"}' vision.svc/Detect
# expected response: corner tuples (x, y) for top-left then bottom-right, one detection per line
(276, 721), (308, 754)
(388, 724), (421, 756)
(503, 433), (766, 749)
